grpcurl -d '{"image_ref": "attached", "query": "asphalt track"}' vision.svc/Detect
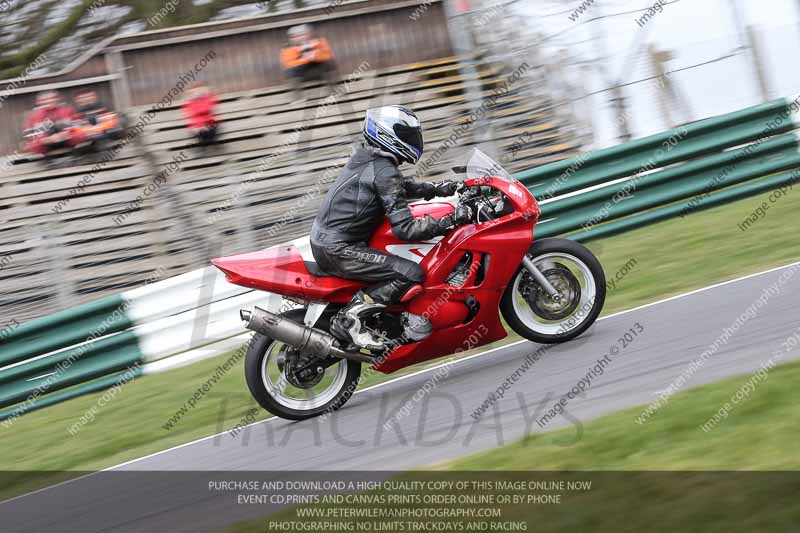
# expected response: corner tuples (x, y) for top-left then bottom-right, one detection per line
(3, 262), (800, 532)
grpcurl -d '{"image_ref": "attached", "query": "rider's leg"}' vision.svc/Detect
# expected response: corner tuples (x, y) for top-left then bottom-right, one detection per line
(311, 243), (429, 348)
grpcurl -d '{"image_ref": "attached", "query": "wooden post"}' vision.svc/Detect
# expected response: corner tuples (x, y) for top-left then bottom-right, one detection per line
(746, 25), (770, 101)
(43, 221), (75, 312)
(105, 51), (132, 110)
(650, 45), (675, 129)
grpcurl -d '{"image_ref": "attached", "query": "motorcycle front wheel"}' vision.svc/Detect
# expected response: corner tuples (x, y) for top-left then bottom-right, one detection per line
(244, 309), (361, 421)
(500, 238), (606, 344)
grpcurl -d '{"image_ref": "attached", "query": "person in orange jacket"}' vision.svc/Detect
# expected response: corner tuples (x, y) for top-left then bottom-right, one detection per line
(280, 24), (336, 98)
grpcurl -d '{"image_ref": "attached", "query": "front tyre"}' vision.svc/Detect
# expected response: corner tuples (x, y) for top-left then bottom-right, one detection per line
(244, 309), (361, 421)
(500, 238), (606, 344)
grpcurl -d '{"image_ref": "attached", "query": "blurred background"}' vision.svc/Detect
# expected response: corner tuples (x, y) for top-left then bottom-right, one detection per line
(1, 0), (799, 326)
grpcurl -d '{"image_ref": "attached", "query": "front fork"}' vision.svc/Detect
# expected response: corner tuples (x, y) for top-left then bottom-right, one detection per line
(521, 255), (562, 302)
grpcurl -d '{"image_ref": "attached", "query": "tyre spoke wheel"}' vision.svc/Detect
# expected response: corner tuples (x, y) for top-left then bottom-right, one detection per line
(521, 264), (581, 321)
(261, 341), (348, 411)
(501, 238), (606, 344)
(245, 309), (361, 420)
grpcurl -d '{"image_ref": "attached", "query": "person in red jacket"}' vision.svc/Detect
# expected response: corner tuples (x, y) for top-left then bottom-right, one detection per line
(182, 83), (219, 145)
(23, 91), (82, 156)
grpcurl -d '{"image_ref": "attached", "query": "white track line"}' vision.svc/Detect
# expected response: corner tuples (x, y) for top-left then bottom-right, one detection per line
(2, 259), (798, 507)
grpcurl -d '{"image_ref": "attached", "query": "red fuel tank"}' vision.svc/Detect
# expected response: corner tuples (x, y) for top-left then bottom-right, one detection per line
(368, 202), (455, 261)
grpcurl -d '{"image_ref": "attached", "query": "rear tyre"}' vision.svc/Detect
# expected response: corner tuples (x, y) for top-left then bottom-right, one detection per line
(244, 309), (361, 421)
(500, 238), (605, 344)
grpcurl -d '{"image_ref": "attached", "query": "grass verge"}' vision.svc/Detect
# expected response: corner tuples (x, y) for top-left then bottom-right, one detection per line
(445, 359), (800, 471)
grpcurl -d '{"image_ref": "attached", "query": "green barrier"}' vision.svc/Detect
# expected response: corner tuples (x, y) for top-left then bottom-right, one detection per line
(0, 330), (140, 386)
(0, 366), (143, 422)
(0, 294), (130, 368)
(540, 134), (799, 214)
(525, 113), (799, 200)
(0, 331), (142, 409)
(568, 169), (800, 243)
(516, 96), (798, 187)
(537, 149), (800, 237)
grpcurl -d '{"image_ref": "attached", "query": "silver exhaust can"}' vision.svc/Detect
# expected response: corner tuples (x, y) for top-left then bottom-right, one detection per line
(240, 306), (374, 364)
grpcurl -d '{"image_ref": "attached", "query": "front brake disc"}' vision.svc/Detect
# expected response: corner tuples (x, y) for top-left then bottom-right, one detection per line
(523, 264), (581, 321)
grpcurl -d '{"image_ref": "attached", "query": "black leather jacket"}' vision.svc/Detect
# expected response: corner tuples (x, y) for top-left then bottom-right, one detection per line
(311, 143), (454, 246)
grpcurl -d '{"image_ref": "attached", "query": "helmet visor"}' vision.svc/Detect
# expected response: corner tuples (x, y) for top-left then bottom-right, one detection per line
(393, 123), (424, 156)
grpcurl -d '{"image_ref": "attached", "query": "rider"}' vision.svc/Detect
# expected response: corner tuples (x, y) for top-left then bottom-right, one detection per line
(311, 105), (472, 350)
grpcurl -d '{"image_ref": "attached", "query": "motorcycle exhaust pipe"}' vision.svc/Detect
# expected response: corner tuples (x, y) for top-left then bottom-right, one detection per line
(240, 307), (374, 364)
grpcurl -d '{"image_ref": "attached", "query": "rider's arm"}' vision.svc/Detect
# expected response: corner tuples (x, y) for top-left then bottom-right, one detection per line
(403, 178), (458, 200)
(59, 106), (78, 125)
(375, 163), (452, 241)
(403, 178), (437, 200)
(405, 178), (459, 200)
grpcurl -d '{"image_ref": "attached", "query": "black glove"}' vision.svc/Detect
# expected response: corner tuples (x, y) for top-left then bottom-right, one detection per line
(433, 181), (459, 197)
(437, 204), (473, 232)
(453, 203), (473, 225)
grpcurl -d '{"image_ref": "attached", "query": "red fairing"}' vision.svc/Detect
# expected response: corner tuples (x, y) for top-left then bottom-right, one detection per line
(213, 175), (541, 374)
(375, 182), (537, 371)
(368, 202), (455, 254)
(211, 245), (364, 303)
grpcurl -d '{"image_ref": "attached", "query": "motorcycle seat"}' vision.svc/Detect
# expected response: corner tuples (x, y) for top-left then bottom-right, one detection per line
(304, 260), (330, 278)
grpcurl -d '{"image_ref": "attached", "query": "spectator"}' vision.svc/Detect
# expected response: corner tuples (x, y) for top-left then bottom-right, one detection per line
(23, 91), (82, 159)
(74, 88), (124, 148)
(280, 24), (336, 99)
(182, 82), (220, 145)
(74, 89), (109, 125)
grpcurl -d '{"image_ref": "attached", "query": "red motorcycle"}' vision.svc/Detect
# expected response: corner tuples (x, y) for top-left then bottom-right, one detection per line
(212, 150), (606, 420)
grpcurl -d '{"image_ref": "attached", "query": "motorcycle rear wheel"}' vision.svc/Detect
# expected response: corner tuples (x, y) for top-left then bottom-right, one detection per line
(500, 238), (606, 344)
(244, 309), (362, 421)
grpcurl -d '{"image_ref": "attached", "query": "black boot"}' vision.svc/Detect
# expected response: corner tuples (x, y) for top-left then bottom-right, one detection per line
(330, 290), (386, 351)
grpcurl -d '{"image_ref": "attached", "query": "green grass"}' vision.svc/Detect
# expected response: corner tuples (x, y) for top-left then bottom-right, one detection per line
(424, 359), (800, 532)
(446, 359), (800, 471)
(2, 184), (800, 498)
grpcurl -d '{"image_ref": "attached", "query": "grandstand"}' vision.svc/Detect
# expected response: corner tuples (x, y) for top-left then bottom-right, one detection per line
(0, 0), (583, 326)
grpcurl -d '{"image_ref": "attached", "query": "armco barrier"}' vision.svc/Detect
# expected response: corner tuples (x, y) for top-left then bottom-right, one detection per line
(518, 96), (799, 197)
(0, 236), (311, 421)
(2, 96), (800, 420)
(0, 295), (131, 368)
